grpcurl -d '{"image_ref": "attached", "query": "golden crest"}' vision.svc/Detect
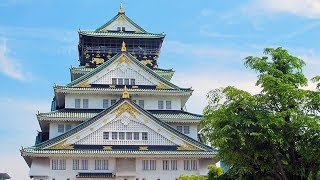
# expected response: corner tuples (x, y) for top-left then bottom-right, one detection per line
(117, 16), (125, 21)
(132, 85), (139, 89)
(139, 146), (148, 151)
(91, 58), (104, 65)
(111, 102), (141, 118)
(103, 146), (113, 150)
(49, 140), (74, 150)
(77, 80), (91, 87)
(141, 60), (153, 66)
(85, 54), (90, 59)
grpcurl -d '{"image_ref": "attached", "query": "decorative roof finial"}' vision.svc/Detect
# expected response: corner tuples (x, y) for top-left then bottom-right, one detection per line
(119, 3), (124, 13)
(121, 41), (127, 52)
(122, 86), (130, 99)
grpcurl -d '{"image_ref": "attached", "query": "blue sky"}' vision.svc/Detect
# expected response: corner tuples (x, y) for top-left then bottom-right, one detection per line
(0, 0), (320, 179)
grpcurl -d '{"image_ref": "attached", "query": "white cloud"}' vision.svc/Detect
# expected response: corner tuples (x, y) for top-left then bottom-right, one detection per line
(245, 0), (320, 19)
(0, 41), (29, 81)
(201, 8), (213, 17)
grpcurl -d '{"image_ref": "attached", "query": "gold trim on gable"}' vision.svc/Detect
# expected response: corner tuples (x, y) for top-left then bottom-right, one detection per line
(76, 80), (91, 87)
(177, 143), (199, 151)
(156, 82), (170, 89)
(111, 102), (141, 118)
(49, 140), (74, 150)
(117, 55), (131, 65)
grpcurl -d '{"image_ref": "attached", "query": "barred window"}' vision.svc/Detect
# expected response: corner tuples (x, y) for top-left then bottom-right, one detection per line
(52, 159), (66, 170)
(103, 99), (109, 108)
(103, 132), (109, 140)
(73, 159), (79, 170)
(142, 132), (148, 140)
(158, 100), (164, 109)
(126, 132), (132, 140)
(130, 79), (135, 85)
(183, 126), (190, 134)
(95, 160), (108, 170)
(134, 132), (139, 140)
(112, 78), (117, 84)
(166, 101), (171, 109)
(83, 99), (89, 108)
(163, 160), (169, 170)
(124, 78), (130, 85)
(58, 124), (64, 133)
(81, 160), (88, 170)
(119, 132), (125, 140)
(171, 160), (177, 170)
(184, 160), (197, 171)
(142, 160), (156, 170)
(118, 78), (123, 85)
(75, 99), (81, 108)
(112, 132), (118, 140)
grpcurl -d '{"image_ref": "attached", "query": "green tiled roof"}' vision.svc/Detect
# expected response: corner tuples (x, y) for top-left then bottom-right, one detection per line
(79, 31), (164, 38)
(67, 52), (183, 90)
(55, 86), (192, 95)
(21, 148), (216, 156)
(38, 109), (202, 121)
(34, 99), (213, 152)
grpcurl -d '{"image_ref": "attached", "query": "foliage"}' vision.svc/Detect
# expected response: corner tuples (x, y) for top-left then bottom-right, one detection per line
(178, 174), (206, 180)
(207, 165), (224, 179)
(202, 47), (320, 180)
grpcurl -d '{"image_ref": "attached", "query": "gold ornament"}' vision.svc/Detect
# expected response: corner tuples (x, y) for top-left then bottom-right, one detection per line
(77, 80), (90, 87)
(177, 143), (199, 151)
(103, 146), (113, 150)
(117, 55), (131, 64)
(122, 86), (130, 99)
(49, 140), (74, 150)
(140, 60), (153, 66)
(156, 82), (170, 89)
(139, 146), (148, 151)
(111, 102), (140, 118)
(121, 41), (127, 52)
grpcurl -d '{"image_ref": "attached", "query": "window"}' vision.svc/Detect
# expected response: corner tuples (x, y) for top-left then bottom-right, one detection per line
(58, 124), (64, 133)
(171, 160), (177, 170)
(124, 78), (130, 85)
(142, 160), (156, 170)
(118, 78), (123, 85)
(163, 160), (169, 170)
(177, 126), (182, 133)
(134, 132), (139, 140)
(138, 100), (144, 108)
(158, 100), (164, 109)
(83, 99), (89, 108)
(117, 27), (121, 31)
(52, 159), (66, 170)
(111, 99), (117, 106)
(103, 132), (109, 140)
(75, 99), (81, 108)
(112, 78), (117, 84)
(184, 160), (197, 171)
(184, 126), (190, 134)
(119, 132), (125, 140)
(150, 160), (156, 170)
(81, 160), (88, 170)
(130, 79), (135, 85)
(95, 160), (108, 170)
(103, 99), (109, 108)
(65, 124), (72, 131)
(112, 132), (118, 140)
(122, 27), (126, 31)
(166, 101), (172, 109)
(142, 160), (149, 170)
(142, 132), (148, 140)
(126, 132), (132, 140)
(73, 159), (79, 170)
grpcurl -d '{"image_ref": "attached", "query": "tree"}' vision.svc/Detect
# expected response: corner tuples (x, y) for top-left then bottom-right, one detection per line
(207, 165), (224, 179)
(178, 174), (206, 180)
(202, 47), (320, 180)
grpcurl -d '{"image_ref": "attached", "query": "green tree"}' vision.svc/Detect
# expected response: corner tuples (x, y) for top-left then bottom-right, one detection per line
(178, 174), (206, 180)
(207, 165), (224, 179)
(202, 47), (320, 180)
